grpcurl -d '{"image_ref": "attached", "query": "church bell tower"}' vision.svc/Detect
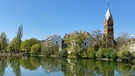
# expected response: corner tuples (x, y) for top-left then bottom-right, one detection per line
(104, 8), (114, 47)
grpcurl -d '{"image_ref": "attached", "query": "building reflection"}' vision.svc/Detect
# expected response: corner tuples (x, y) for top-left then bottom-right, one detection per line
(41, 58), (61, 73)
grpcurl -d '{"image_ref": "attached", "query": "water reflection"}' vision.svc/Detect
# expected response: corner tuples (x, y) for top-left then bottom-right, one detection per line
(0, 56), (135, 76)
(20, 56), (40, 70)
(9, 57), (21, 76)
(0, 57), (7, 76)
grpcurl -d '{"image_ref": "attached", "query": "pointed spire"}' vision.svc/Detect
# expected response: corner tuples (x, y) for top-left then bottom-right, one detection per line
(105, 9), (113, 21)
(104, 0), (113, 21)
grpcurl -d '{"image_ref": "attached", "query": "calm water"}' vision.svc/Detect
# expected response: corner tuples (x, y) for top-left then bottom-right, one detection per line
(0, 56), (135, 76)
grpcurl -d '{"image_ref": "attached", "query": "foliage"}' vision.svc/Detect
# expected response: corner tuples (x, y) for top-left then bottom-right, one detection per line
(8, 57), (21, 76)
(16, 25), (23, 51)
(0, 57), (7, 76)
(96, 48), (104, 58)
(91, 29), (102, 43)
(99, 34), (114, 48)
(20, 57), (40, 70)
(41, 41), (46, 52)
(87, 47), (96, 58)
(61, 49), (68, 57)
(0, 32), (8, 52)
(96, 48), (117, 59)
(117, 45), (132, 60)
(63, 31), (88, 56)
(8, 37), (19, 53)
(80, 48), (87, 58)
(115, 32), (130, 51)
(42, 45), (59, 56)
(8, 25), (23, 53)
(30, 44), (41, 55)
(20, 38), (40, 52)
(91, 29), (103, 50)
(81, 47), (96, 58)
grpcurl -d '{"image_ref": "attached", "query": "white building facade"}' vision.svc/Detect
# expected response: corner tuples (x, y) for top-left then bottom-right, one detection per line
(45, 35), (62, 51)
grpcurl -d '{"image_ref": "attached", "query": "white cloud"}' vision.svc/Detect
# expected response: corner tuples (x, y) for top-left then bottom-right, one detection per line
(130, 34), (135, 38)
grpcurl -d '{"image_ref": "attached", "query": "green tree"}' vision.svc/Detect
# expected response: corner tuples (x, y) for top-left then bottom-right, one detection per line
(117, 45), (132, 60)
(30, 44), (41, 55)
(0, 32), (8, 52)
(20, 38), (40, 52)
(8, 37), (18, 52)
(63, 31), (87, 56)
(16, 24), (23, 51)
(41, 41), (46, 52)
(8, 25), (23, 53)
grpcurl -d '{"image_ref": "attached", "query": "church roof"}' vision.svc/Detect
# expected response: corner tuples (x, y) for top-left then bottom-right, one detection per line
(105, 9), (113, 21)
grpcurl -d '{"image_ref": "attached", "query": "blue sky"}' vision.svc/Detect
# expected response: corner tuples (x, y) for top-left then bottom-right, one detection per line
(0, 0), (135, 40)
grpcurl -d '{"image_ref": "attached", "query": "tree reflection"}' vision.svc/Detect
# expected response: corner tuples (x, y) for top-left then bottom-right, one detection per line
(61, 59), (116, 76)
(20, 56), (40, 70)
(116, 62), (134, 76)
(8, 57), (21, 76)
(0, 57), (7, 76)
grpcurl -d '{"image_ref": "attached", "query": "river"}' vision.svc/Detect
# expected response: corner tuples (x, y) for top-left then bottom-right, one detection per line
(0, 56), (135, 76)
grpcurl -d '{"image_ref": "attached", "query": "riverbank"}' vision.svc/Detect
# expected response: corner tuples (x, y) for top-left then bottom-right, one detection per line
(0, 53), (31, 57)
(0, 53), (135, 63)
(0, 53), (23, 56)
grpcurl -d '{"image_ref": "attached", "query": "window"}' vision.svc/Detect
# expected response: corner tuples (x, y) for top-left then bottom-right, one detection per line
(56, 41), (58, 44)
(85, 42), (87, 46)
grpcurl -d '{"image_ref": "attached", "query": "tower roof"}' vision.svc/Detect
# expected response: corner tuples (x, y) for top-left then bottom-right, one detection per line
(105, 9), (113, 21)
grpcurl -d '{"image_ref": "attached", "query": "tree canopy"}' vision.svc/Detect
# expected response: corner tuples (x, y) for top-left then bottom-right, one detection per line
(8, 25), (23, 53)
(21, 38), (41, 52)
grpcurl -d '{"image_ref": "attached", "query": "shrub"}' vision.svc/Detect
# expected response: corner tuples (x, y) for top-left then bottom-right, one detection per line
(96, 48), (117, 59)
(96, 48), (103, 58)
(80, 48), (87, 58)
(61, 49), (68, 57)
(117, 50), (132, 60)
(87, 47), (96, 58)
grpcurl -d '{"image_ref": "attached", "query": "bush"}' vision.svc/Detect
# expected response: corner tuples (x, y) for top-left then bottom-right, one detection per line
(107, 48), (117, 59)
(96, 48), (103, 58)
(87, 47), (96, 58)
(80, 48), (87, 58)
(117, 50), (132, 60)
(61, 49), (68, 57)
(96, 48), (117, 59)
(109, 51), (117, 59)
(42, 45), (59, 56)
(131, 52), (135, 58)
